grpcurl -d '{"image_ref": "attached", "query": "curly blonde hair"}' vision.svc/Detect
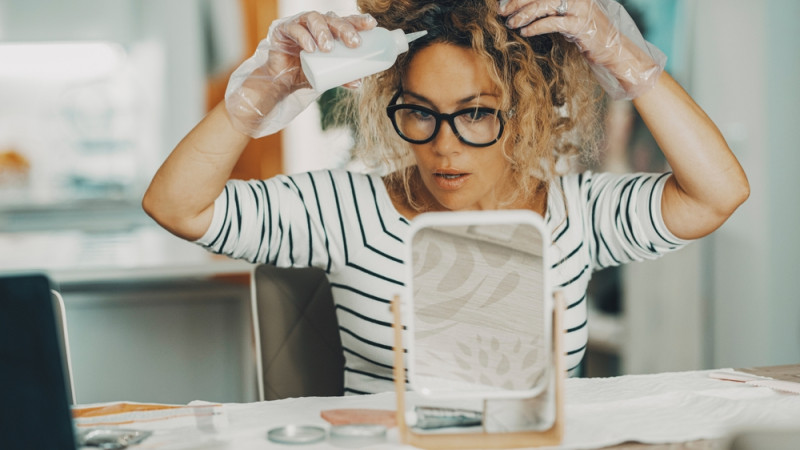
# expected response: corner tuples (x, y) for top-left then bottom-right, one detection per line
(341, 0), (604, 210)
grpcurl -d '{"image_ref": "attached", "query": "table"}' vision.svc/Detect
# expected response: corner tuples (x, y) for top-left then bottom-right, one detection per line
(73, 366), (800, 449)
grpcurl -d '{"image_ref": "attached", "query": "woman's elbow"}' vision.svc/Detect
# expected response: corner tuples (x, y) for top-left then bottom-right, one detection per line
(730, 168), (750, 208)
(141, 188), (171, 230)
(141, 189), (199, 240)
(735, 175), (750, 208)
(716, 170), (750, 218)
(141, 177), (217, 241)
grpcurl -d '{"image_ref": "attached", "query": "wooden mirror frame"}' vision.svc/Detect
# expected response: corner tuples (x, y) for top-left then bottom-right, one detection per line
(392, 292), (565, 449)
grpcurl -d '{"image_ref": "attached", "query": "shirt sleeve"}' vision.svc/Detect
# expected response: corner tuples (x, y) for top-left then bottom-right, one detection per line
(580, 171), (692, 270)
(194, 172), (341, 271)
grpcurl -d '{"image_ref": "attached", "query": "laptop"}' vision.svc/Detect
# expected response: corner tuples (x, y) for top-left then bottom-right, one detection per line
(0, 273), (77, 449)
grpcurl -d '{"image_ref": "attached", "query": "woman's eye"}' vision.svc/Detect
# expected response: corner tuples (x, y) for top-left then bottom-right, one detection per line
(409, 109), (433, 121)
(464, 110), (493, 122)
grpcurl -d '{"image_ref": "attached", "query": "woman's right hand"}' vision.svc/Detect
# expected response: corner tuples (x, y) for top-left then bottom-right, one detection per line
(226, 11), (376, 138)
(261, 11), (377, 91)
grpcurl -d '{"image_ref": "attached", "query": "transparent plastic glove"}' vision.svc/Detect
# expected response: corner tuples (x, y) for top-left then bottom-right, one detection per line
(225, 11), (377, 138)
(499, 0), (666, 100)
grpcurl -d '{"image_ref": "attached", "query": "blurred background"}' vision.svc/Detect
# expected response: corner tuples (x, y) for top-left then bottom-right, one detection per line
(0, 0), (797, 403)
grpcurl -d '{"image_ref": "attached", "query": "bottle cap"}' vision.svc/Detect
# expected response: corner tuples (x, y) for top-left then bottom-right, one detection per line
(393, 29), (428, 54)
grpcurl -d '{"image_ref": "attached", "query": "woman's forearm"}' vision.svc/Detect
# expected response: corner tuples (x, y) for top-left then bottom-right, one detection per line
(142, 101), (251, 241)
(633, 72), (749, 240)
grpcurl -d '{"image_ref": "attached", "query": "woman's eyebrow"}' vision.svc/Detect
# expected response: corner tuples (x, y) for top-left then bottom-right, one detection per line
(403, 91), (501, 108)
(402, 91), (434, 106)
(456, 93), (501, 105)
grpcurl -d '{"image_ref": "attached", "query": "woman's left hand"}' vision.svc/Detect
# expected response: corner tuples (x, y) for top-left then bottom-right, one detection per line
(501, 0), (750, 239)
(498, 0), (665, 100)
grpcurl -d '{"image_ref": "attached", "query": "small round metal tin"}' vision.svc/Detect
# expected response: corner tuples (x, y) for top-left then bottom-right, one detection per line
(267, 425), (326, 445)
(329, 424), (387, 447)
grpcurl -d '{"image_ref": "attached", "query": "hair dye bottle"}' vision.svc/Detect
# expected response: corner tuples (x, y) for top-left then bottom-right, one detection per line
(300, 28), (426, 92)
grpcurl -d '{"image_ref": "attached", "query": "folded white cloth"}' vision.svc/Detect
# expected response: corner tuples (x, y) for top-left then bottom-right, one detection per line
(556, 369), (800, 449)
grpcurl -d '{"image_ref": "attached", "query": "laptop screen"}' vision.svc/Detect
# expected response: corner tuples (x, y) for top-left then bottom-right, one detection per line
(0, 273), (76, 449)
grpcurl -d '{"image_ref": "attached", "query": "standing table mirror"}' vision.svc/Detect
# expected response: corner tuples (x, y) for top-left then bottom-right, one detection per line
(392, 210), (564, 449)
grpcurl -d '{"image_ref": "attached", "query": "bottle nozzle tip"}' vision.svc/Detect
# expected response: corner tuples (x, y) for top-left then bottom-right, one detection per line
(405, 30), (428, 43)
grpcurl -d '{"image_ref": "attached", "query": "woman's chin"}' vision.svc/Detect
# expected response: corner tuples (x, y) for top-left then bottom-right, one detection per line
(429, 193), (481, 212)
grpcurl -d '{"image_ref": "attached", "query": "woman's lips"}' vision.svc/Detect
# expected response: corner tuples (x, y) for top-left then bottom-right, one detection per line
(432, 170), (470, 191)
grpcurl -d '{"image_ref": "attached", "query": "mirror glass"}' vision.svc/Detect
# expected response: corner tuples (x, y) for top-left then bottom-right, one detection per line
(405, 211), (551, 400)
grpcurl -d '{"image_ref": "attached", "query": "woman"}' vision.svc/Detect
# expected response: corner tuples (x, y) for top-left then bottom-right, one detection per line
(143, 0), (749, 394)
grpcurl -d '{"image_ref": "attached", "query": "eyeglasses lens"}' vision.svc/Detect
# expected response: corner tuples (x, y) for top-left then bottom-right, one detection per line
(394, 108), (436, 142)
(453, 110), (501, 145)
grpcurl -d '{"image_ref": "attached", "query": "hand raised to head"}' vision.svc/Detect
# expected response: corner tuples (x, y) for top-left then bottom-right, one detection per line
(498, 0), (665, 100)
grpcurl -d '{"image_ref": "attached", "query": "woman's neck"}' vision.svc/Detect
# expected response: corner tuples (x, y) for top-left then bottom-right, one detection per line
(383, 167), (547, 220)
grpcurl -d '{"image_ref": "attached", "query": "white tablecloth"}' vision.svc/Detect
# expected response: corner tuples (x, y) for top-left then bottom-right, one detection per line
(75, 369), (800, 449)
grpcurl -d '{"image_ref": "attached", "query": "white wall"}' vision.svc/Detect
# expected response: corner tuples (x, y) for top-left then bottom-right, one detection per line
(693, 0), (768, 368)
(697, 0), (800, 369)
(764, 0), (800, 366)
(626, 0), (800, 373)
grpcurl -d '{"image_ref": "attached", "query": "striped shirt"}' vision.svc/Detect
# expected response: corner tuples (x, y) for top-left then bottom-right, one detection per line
(196, 169), (689, 394)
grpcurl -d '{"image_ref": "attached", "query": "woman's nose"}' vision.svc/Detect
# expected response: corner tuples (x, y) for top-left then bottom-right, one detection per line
(431, 121), (462, 156)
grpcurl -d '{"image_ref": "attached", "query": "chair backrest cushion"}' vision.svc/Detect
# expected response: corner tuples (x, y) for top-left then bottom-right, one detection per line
(253, 265), (344, 399)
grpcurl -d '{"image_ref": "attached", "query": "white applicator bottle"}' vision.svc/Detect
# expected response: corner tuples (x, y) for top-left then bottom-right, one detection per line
(300, 28), (427, 92)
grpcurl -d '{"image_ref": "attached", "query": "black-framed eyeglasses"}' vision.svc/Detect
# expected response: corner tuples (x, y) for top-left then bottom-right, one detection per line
(385, 92), (507, 147)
